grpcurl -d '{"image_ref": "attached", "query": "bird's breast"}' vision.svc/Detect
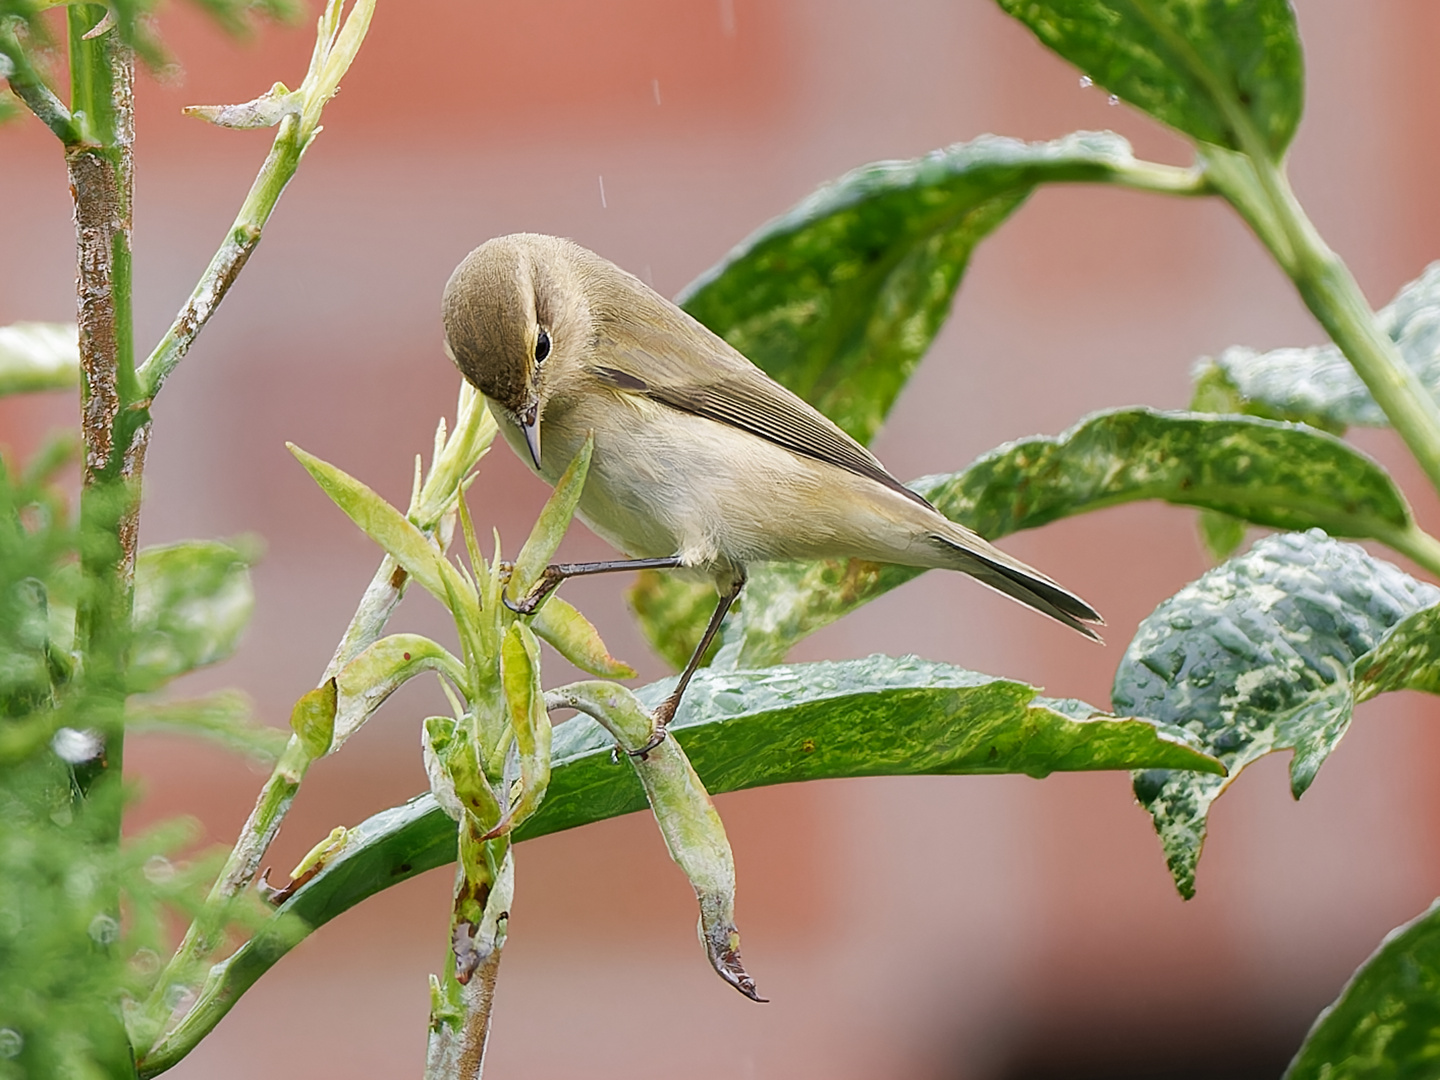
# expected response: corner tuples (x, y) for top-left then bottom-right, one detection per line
(499, 389), (944, 576)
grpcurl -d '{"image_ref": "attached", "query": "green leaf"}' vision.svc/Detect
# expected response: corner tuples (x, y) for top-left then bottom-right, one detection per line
(530, 595), (636, 678)
(1285, 897), (1440, 1080)
(169, 653), (1220, 1052)
(1115, 530), (1440, 899)
(331, 633), (468, 752)
(721, 408), (1418, 669)
(129, 539), (259, 694)
(0, 322), (79, 395)
(681, 131), (1167, 445)
(996, 0), (1303, 158)
(637, 134), (1198, 664)
(288, 680), (336, 760)
(126, 690), (288, 763)
(1201, 262), (1440, 430)
(288, 442), (473, 613)
(1197, 509), (1247, 562)
(493, 623), (551, 835)
(551, 681), (760, 998)
(509, 434), (592, 604)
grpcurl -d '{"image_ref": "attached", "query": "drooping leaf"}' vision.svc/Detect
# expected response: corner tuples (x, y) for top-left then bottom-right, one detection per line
(1285, 898), (1440, 1080)
(1115, 531), (1440, 899)
(331, 633), (468, 752)
(1199, 262), (1440, 431)
(996, 0), (1304, 158)
(550, 681), (760, 999)
(128, 539), (259, 694)
(165, 654), (1224, 1057)
(721, 408), (1419, 669)
(0, 322), (79, 395)
(126, 690), (288, 763)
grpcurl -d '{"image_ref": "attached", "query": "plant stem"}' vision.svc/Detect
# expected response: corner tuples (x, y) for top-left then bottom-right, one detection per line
(132, 555), (407, 1053)
(67, 0), (143, 815)
(63, 8), (144, 1078)
(1203, 147), (1440, 498)
(136, 117), (306, 397)
(0, 25), (81, 143)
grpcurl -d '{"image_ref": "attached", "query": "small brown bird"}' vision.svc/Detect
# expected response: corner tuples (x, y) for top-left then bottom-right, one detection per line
(442, 234), (1101, 741)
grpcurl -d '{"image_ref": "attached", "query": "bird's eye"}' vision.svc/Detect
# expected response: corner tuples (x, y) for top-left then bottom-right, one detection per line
(534, 328), (551, 364)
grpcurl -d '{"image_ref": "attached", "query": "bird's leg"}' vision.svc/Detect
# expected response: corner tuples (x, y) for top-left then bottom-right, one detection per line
(633, 572), (746, 757)
(503, 555), (686, 614)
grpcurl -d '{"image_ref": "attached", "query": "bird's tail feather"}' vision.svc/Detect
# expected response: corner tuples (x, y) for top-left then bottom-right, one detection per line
(932, 533), (1103, 641)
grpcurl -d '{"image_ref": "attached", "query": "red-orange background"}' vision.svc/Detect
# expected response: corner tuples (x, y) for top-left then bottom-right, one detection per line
(5, 2), (1440, 1077)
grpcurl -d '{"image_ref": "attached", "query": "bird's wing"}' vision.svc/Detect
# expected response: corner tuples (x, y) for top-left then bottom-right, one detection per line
(590, 302), (931, 509)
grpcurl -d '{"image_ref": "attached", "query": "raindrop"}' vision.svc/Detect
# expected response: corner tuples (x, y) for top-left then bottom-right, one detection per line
(130, 948), (162, 976)
(0, 1029), (21, 1059)
(52, 727), (103, 764)
(652, 78), (662, 105)
(1108, 94), (1120, 106)
(643, 264), (654, 286)
(144, 855), (176, 885)
(165, 983), (197, 1013)
(598, 175), (607, 209)
(1078, 75), (1093, 89)
(88, 913), (119, 945)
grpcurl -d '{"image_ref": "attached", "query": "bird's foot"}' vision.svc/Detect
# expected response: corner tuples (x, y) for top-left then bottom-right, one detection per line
(501, 563), (567, 615)
(627, 697), (677, 758)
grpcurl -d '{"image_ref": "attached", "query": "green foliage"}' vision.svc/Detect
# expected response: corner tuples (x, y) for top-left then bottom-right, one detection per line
(1285, 898), (1440, 1079)
(0, 322), (78, 395)
(1197, 262), (1440, 431)
(13, 0), (1440, 1075)
(996, 0), (1304, 158)
(0, 447), (260, 1078)
(129, 539), (259, 694)
(1116, 531), (1440, 898)
(679, 131), (1166, 445)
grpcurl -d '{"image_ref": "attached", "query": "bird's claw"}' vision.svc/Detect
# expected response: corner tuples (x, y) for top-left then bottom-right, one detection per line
(502, 564), (566, 615)
(627, 698), (677, 758)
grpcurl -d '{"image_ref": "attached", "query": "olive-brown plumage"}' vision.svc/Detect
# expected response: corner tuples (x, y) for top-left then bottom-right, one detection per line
(443, 234), (1101, 723)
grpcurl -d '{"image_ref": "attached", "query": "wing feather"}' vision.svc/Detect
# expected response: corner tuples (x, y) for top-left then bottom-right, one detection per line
(589, 293), (931, 509)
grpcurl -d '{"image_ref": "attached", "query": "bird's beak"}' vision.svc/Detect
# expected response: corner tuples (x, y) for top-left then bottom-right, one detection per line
(520, 400), (542, 470)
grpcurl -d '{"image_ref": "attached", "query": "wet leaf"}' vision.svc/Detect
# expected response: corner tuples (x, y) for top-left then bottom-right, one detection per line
(724, 408), (1416, 669)
(186, 654), (1221, 1029)
(0, 322), (79, 395)
(1285, 898), (1440, 1080)
(1115, 531), (1440, 899)
(681, 131), (1164, 445)
(1200, 262), (1440, 430)
(996, 0), (1303, 158)
(129, 539), (259, 693)
(126, 690), (287, 763)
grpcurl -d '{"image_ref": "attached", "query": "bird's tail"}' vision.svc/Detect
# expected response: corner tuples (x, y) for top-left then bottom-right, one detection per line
(931, 530), (1104, 641)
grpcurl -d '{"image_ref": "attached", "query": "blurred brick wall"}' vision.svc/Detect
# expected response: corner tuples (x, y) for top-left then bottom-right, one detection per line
(4, 2), (1440, 1077)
